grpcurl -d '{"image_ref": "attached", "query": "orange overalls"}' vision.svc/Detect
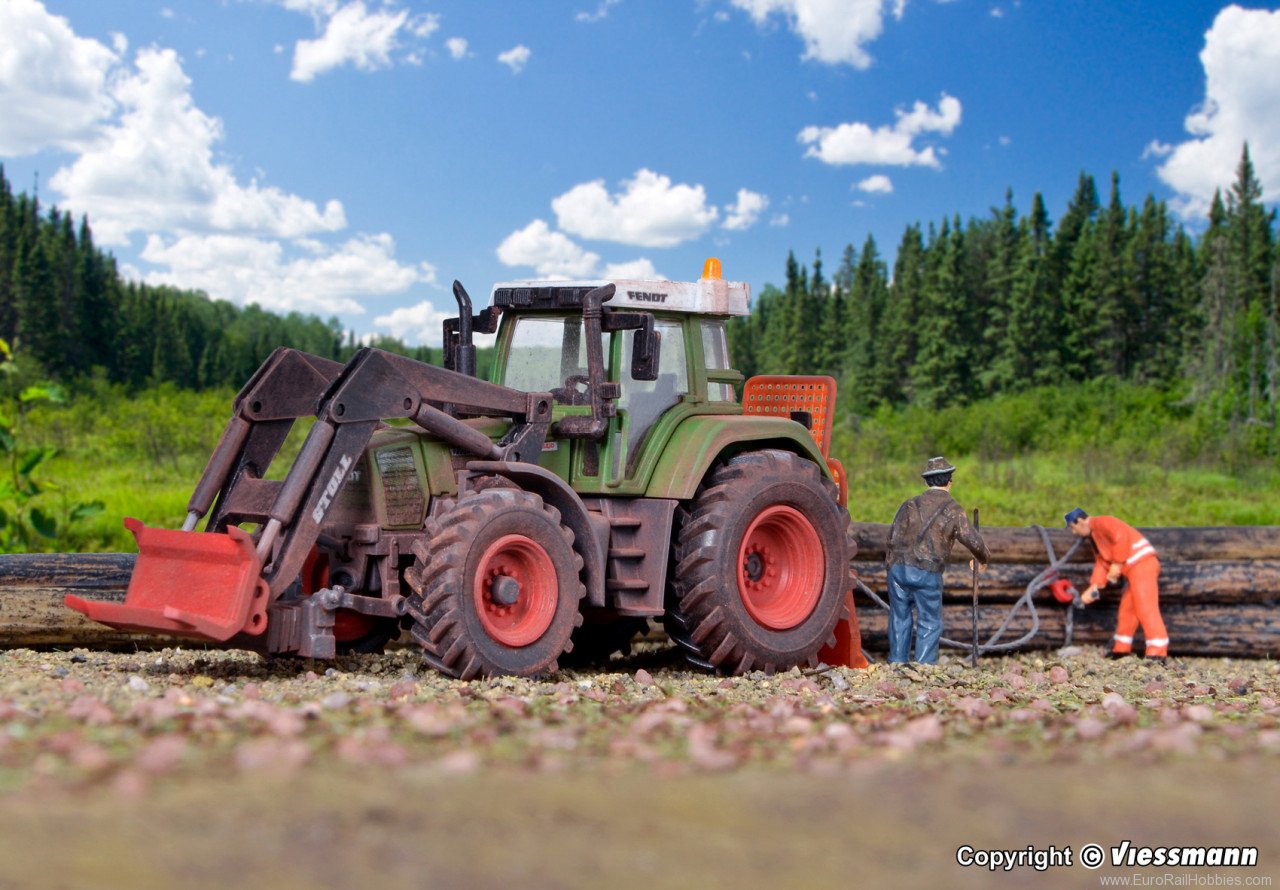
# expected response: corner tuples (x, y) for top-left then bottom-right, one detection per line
(1089, 516), (1169, 657)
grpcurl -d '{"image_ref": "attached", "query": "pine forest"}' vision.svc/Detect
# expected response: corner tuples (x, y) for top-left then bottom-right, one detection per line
(1, 148), (1277, 458)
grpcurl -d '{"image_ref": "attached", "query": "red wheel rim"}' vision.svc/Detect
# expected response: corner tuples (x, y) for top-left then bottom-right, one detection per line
(473, 534), (558, 647)
(737, 505), (825, 630)
(300, 546), (375, 643)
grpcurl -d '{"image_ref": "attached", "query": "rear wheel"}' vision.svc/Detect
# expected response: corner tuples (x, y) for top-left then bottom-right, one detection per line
(405, 488), (585, 678)
(665, 450), (849, 674)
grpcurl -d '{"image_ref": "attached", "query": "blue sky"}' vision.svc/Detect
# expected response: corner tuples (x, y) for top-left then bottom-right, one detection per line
(2, 1), (1278, 345)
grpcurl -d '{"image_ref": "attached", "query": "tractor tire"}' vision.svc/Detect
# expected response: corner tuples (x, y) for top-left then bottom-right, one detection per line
(665, 449), (849, 674)
(405, 487), (585, 679)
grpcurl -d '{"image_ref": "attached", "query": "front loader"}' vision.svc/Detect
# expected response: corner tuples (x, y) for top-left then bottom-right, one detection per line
(68, 262), (865, 676)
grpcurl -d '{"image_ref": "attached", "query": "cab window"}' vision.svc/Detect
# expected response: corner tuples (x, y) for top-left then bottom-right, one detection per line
(702, 320), (735, 402)
(501, 315), (596, 402)
(618, 320), (688, 463)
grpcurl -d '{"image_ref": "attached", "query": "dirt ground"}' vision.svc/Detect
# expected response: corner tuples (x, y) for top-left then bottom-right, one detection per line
(1, 643), (1278, 889)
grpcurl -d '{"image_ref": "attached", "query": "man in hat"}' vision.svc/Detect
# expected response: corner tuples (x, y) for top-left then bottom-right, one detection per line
(1065, 508), (1169, 660)
(885, 457), (990, 664)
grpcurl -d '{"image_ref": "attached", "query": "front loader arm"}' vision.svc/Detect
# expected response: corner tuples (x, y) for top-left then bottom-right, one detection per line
(254, 347), (555, 598)
(193, 348), (344, 533)
(68, 345), (556, 643)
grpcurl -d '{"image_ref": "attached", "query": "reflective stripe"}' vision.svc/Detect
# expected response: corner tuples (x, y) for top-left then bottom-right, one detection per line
(1146, 638), (1169, 647)
(1113, 634), (1134, 644)
(1126, 545), (1156, 565)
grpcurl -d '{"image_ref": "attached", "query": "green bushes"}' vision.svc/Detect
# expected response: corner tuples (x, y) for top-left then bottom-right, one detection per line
(833, 380), (1280, 527)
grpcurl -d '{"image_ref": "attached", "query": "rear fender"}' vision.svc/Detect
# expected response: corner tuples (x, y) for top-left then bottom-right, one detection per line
(643, 415), (832, 500)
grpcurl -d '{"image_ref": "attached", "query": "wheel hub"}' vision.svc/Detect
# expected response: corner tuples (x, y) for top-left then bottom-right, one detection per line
(736, 505), (825, 631)
(473, 534), (558, 647)
(490, 574), (521, 606)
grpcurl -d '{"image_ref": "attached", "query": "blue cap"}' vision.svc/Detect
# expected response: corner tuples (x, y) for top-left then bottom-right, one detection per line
(1064, 507), (1088, 527)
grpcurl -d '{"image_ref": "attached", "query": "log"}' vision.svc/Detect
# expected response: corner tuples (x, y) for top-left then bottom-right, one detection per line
(0, 553), (157, 649)
(855, 600), (1280, 659)
(852, 560), (1280, 606)
(851, 522), (1280, 564)
(4, 525), (1280, 657)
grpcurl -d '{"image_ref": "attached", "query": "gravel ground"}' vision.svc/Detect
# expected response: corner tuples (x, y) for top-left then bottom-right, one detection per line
(1, 643), (1278, 888)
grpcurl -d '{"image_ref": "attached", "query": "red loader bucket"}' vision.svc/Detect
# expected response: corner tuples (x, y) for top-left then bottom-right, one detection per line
(65, 518), (269, 642)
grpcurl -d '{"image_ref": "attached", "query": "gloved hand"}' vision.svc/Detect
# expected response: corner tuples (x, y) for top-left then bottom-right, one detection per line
(1081, 585), (1100, 605)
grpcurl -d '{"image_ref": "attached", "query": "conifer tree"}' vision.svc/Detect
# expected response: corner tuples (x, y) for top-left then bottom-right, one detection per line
(993, 193), (1054, 389)
(910, 219), (971, 407)
(876, 225), (925, 405)
(844, 235), (888, 410)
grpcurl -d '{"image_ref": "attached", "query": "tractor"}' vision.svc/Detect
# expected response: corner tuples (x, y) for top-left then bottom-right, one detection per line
(67, 260), (862, 678)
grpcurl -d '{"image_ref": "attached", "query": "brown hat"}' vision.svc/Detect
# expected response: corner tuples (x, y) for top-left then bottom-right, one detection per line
(921, 456), (956, 480)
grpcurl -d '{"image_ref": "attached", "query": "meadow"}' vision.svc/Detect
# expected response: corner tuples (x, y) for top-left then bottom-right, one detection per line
(8, 378), (1279, 555)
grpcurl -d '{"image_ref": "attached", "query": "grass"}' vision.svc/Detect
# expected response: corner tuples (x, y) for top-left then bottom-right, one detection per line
(841, 450), (1280, 527)
(8, 379), (1280, 554)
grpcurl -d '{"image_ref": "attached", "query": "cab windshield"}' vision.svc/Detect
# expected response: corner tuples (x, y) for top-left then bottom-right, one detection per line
(501, 315), (596, 400)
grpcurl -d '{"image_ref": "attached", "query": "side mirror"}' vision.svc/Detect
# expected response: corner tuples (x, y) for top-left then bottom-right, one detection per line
(631, 328), (660, 381)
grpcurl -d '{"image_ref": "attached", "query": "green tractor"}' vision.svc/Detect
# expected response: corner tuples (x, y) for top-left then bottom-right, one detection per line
(68, 260), (860, 677)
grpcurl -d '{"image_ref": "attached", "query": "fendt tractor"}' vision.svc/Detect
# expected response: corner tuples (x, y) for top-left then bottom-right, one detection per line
(68, 260), (862, 678)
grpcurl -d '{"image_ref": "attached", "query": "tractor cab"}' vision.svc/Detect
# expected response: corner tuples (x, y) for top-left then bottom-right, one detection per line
(479, 260), (751, 493)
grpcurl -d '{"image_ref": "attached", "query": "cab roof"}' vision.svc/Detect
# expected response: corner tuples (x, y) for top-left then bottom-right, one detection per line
(490, 276), (751, 317)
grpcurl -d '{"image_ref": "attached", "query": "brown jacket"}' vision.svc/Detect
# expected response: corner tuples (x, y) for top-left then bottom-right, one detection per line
(886, 487), (990, 573)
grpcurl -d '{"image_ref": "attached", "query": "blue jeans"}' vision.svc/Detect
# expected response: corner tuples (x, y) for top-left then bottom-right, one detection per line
(887, 563), (944, 664)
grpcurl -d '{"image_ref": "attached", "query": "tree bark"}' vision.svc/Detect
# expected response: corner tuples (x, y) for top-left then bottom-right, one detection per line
(851, 522), (1280, 564)
(855, 598), (1280, 659)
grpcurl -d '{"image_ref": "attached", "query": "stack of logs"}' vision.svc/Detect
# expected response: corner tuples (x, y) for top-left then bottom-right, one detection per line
(850, 523), (1280, 658)
(1, 524), (1278, 658)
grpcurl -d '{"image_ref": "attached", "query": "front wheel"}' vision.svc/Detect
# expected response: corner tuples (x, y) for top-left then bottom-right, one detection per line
(405, 488), (585, 678)
(665, 450), (849, 674)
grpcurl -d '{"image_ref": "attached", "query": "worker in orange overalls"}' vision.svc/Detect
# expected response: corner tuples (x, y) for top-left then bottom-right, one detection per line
(1065, 508), (1169, 661)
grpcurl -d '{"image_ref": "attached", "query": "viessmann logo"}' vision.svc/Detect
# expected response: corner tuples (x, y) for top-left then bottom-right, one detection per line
(311, 454), (353, 523)
(954, 842), (1261, 874)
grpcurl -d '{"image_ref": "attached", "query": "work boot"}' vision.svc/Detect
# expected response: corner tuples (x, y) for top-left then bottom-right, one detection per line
(1105, 650), (1130, 660)
(1145, 654), (1167, 664)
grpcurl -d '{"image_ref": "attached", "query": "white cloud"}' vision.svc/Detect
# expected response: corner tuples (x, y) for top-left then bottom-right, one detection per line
(728, 0), (896, 69)
(373, 301), (455, 346)
(769, 213), (790, 227)
(0, 0), (119, 155)
(722, 188), (769, 230)
(577, 0), (622, 23)
(857, 174), (894, 193)
(445, 37), (469, 60)
(552, 169), (719, 248)
(139, 232), (434, 315)
(497, 220), (601, 278)
(496, 219), (660, 281)
(799, 93), (961, 168)
(1, 2), (436, 318)
(1153, 6), (1280, 218)
(49, 47), (346, 245)
(290, 2), (432, 82)
(603, 258), (661, 279)
(498, 44), (532, 74)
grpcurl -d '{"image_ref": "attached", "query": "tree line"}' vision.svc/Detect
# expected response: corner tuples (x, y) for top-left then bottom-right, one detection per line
(2, 150), (1277, 445)
(729, 146), (1278, 440)
(0, 164), (437, 390)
